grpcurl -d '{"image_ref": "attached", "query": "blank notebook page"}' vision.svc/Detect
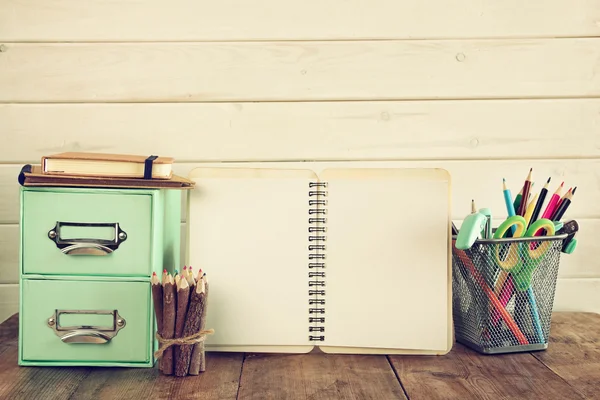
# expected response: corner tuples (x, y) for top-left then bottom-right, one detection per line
(187, 168), (316, 349)
(321, 168), (450, 351)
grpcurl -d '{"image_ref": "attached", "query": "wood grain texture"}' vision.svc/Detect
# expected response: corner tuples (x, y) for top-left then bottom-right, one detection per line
(2, 100), (600, 163)
(0, 313), (243, 400)
(0, 312), (599, 398)
(0, 223), (188, 284)
(3, 217), (600, 281)
(0, 285), (18, 325)
(0, 330), (92, 400)
(0, 280), (595, 327)
(1, 39), (599, 102)
(67, 353), (243, 400)
(3, 159), (600, 224)
(1, 0), (599, 41)
(389, 342), (586, 399)
(238, 352), (407, 400)
(0, 225), (19, 284)
(532, 312), (600, 399)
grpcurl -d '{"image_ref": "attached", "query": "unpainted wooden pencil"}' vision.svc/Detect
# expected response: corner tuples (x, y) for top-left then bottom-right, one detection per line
(189, 271), (209, 375)
(151, 271), (164, 371)
(174, 277), (190, 375)
(175, 278), (206, 376)
(161, 273), (177, 375)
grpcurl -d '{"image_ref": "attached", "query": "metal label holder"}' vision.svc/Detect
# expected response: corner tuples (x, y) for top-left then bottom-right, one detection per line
(47, 309), (126, 344)
(47, 221), (127, 255)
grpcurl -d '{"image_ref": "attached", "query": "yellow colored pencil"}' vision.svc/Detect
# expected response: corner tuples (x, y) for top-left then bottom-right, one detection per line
(524, 193), (539, 228)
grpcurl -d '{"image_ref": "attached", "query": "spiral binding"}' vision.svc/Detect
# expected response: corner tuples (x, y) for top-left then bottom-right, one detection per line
(308, 181), (327, 342)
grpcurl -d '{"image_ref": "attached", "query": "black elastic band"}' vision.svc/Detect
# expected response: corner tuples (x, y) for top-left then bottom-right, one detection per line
(18, 164), (32, 186)
(144, 155), (158, 179)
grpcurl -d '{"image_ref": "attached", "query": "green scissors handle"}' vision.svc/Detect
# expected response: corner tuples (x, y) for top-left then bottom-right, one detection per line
(493, 216), (555, 291)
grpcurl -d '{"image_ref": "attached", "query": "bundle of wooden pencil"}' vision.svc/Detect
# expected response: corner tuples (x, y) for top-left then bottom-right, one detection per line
(151, 266), (213, 376)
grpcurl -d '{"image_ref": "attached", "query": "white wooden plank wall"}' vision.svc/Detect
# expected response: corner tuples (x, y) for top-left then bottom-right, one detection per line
(1, 0), (599, 322)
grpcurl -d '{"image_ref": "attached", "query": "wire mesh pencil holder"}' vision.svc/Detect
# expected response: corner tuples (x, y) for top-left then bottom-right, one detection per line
(451, 232), (567, 354)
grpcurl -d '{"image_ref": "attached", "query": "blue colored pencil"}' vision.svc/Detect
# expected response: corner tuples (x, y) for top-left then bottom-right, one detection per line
(502, 178), (517, 235)
(527, 287), (545, 343)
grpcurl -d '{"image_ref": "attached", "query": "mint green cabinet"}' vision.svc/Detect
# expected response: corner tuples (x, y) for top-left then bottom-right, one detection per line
(18, 186), (182, 367)
(21, 279), (150, 365)
(22, 190), (153, 276)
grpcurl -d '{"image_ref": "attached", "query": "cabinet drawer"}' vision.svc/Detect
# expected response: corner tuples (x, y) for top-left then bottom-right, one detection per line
(20, 279), (152, 365)
(21, 189), (155, 276)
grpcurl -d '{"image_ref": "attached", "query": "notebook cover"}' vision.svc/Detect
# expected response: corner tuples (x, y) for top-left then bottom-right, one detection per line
(18, 164), (194, 190)
(42, 152), (174, 165)
(185, 165), (452, 355)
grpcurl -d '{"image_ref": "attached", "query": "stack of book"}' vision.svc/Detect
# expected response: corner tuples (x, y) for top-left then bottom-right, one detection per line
(18, 152), (195, 189)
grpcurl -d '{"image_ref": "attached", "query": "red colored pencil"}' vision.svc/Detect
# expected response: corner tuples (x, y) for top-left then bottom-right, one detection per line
(541, 181), (564, 219)
(517, 168), (533, 216)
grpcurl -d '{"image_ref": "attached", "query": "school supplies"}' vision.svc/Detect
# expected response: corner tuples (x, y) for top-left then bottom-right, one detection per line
(552, 187), (576, 221)
(559, 220), (579, 254)
(42, 152), (174, 179)
(503, 178), (517, 235)
(186, 167), (453, 355)
(492, 217), (554, 343)
(523, 193), (538, 228)
(152, 270), (213, 376)
(452, 168), (577, 354)
(453, 245), (529, 345)
(456, 201), (489, 250)
(516, 168), (533, 216)
(541, 181), (564, 220)
(530, 177), (551, 226)
(479, 208), (493, 239)
(18, 164), (195, 189)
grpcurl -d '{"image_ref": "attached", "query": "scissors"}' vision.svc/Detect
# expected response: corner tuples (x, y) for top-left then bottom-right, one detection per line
(492, 216), (555, 343)
(493, 215), (555, 292)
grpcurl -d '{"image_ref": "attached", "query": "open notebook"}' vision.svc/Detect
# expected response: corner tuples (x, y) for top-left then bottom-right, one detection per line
(185, 167), (452, 355)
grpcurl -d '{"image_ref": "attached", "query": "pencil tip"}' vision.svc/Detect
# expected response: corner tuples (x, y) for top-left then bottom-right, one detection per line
(503, 178), (505, 182)
(547, 177), (551, 183)
(152, 271), (156, 276)
(560, 182), (564, 187)
(573, 187), (577, 194)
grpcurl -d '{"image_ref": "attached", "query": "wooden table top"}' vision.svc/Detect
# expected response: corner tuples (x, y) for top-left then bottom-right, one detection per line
(0, 312), (598, 399)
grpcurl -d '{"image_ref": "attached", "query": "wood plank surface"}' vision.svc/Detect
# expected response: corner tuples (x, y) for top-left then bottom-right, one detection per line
(0, 285), (18, 325)
(3, 100), (600, 163)
(0, 218), (597, 280)
(0, 313), (243, 400)
(1, 312), (598, 399)
(2, 159), (600, 224)
(1, 39), (599, 102)
(532, 313), (600, 398)
(68, 353), (243, 400)
(238, 352), (407, 400)
(1, 0), (598, 41)
(389, 342), (586, 399)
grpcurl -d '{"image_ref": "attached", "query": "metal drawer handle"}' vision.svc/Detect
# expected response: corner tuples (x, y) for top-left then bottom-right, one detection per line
(47, 309), (126, 344)
(47, 221), (127, 256)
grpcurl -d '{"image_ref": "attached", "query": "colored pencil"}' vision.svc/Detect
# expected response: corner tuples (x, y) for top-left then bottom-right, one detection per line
(454, 245), (529, 345)
(513, 187), (523, 213)
(524, 192), (539, 228)
(541, 181), (564, 219)
(517, 168), (533, 216)
(552, 187), (576, 221)
(503, 178), (517, 235)
(530, 177), (550, 226)
(555, 187), (571, 212)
